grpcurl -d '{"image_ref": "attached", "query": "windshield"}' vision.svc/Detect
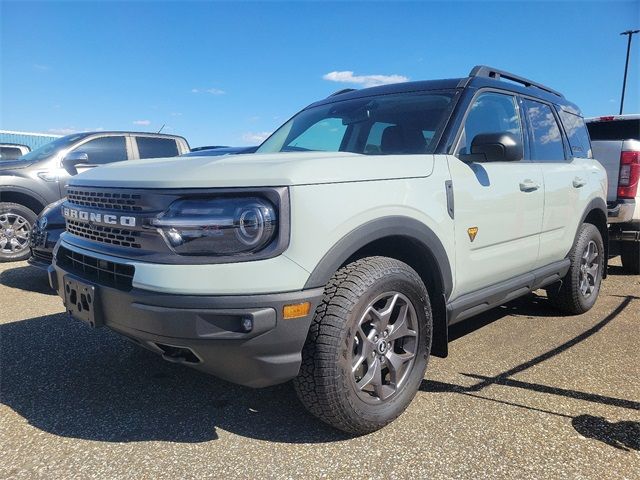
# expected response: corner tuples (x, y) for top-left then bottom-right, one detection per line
(257, 91), (455, 155)
(19, 133), (90, 162)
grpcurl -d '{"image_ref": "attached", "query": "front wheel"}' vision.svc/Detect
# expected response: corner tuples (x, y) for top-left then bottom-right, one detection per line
(293, 256), (432, 435)
(0, 202), (38, 262)
(547, 223), (604, 314)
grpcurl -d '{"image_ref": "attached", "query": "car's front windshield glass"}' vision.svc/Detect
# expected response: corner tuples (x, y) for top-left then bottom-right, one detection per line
(257, 90), (455, 155)
(20, 133), (89, 162)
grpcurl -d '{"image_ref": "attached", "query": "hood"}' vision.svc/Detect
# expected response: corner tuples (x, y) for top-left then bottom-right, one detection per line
(0, 159), (35, 171)
(69, 152), (435, 189)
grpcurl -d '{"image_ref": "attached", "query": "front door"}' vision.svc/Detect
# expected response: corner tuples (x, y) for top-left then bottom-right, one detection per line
(448, 91), (544, 298)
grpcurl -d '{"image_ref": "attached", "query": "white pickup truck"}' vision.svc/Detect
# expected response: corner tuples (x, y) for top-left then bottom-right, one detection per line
(586, 115), (640, 273)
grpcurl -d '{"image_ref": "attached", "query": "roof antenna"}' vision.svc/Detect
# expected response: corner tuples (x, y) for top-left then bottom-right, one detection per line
(157, 123), (165, 133)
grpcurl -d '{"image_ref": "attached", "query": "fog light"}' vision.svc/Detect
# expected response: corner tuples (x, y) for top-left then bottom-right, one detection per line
(283, 302), (311, 320)
(241, 317), (253, 332)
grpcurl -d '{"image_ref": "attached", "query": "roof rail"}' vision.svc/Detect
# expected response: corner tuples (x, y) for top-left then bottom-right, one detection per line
(469, 65), (564, 98)
(328, 88), (357, 98)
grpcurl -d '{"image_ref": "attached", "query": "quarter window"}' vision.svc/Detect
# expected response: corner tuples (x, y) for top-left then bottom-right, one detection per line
(457, 92), (524, 159)
(136, 137), (179, 159)
(73, 136), (128, 165)
(0, 147), (24, 161)
(558, 110), (592, 158)
(523, 100), (566, 162)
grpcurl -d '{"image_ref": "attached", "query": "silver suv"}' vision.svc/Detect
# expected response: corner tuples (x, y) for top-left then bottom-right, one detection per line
(49, 66), (607, 434)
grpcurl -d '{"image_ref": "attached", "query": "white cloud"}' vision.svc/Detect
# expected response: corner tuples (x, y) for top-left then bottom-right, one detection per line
(242, 131), (272, 143)
(33, 64), (50, 71)
(48, 127), (77, 135)
(133, 120), (151, 126)
(323, 70), (409, 88)
(192, 87), (226, 95)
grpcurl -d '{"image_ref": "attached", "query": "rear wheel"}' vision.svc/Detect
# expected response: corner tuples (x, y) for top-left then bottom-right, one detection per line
(620, 240), (640, 274)
(293, 256), (432, 435)
(547, 223), (604, 314)
(0, 203), (37, 262)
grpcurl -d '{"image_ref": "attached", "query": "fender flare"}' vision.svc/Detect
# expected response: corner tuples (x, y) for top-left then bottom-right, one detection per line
(0, 184), (49, 210)
(302, 216), (453, 298)
(577, 196), (609, 277)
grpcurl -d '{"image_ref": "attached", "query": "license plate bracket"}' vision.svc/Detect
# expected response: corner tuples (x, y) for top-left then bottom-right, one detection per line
(63, 276), (102, 328)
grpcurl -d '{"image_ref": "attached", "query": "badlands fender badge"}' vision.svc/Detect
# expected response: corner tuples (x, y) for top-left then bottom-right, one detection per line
(467, 227), (478, 242)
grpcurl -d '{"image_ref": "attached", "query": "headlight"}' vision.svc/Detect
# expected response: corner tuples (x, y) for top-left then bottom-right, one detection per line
(152, 197), (277, 256)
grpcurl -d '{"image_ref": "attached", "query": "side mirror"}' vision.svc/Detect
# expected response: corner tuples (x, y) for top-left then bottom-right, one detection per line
(62, 151), (89, 175)
(470, 132), (523, 162)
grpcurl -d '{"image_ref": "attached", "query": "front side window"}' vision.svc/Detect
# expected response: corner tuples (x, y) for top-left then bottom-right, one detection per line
(257, 91), (455, 155)
(457, 92), (524, 158)
(73, 136), (128, 165)
(523, 99), (566, 162)
(0, 147), (24, 161)
(136, 137), (179, 159)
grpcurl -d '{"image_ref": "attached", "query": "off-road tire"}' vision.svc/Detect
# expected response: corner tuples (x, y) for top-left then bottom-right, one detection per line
(293, 256), (432, 435)
(620, 240), (640, 274)
(547, 223), (604, 314)
(0, 202), (38, 262)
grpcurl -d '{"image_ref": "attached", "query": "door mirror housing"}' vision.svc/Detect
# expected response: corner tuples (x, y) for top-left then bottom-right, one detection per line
(62, 151), (89, 175)
(470, 132), (523, 162)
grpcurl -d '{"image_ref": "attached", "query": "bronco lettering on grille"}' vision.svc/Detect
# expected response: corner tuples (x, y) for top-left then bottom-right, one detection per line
(63, 207), (137, 227)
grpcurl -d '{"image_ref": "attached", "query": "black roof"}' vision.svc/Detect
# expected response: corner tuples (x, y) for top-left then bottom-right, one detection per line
(309, 65), (581, 115)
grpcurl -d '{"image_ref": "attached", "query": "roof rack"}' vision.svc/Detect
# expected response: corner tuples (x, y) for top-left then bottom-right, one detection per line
(469, 65), (564, 98)
(328, 88), (357, 98)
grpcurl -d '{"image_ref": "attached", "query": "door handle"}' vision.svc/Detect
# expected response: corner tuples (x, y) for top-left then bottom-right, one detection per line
(573, 177), (587, 188)
(519, 179), (540, 192)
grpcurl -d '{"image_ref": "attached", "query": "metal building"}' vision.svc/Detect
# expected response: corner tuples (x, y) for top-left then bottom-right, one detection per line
(0, 130), (62, 151)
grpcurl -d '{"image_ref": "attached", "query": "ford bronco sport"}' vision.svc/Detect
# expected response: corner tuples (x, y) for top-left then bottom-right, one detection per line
(49, 66), (607, 434)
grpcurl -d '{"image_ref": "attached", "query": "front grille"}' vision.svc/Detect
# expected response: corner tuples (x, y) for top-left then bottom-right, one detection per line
(57, 246), (134, 291)
(32, 250), (53, 263)
(66, 188), (143, 211)
(66, 220), (142, 249)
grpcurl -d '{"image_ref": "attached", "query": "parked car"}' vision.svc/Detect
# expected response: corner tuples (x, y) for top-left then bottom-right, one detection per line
(0, 143), (30, 162)
(586, 115), (640, 273)
(0, 131), (189, 262)
(48, 66), (607, 434)
(29, 146), (255, 268)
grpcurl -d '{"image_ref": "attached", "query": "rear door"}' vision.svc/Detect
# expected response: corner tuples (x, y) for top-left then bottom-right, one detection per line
(521, 99), (589, 267)
(448, 90), (544, 297)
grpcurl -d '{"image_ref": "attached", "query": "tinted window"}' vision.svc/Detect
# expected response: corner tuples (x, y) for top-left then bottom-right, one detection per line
(74, 136), (128, 165)
(257, 91), (454, 155)
(523, 100), (566, 162)
(587, 119), (640, 141)
(558, 110), (592, 158)
(0, 147), (24, 161)
(457, 92), (523, 158)
(136, 137), (179, 159)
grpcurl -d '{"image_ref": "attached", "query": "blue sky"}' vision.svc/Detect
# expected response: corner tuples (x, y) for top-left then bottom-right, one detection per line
(1, 0), (638, 147)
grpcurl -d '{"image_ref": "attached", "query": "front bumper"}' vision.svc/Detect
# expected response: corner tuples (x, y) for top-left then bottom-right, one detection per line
(49, 257), (324, 388)
(28, 226), (62, 270)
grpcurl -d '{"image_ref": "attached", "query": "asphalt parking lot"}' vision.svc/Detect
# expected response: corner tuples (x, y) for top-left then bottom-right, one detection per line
(0, 259), (638, 479)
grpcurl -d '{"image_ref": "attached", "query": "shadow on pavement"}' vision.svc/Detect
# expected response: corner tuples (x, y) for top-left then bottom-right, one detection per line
(572, 415), (640, 451)
(0, 313), (349, 444)
(0, 264), (56, 295)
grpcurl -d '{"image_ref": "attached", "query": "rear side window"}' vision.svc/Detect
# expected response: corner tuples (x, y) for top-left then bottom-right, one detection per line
(74, 136), (128, 165)
(523, 99), (566, 162)
(558, 110), (592, 158)
(136, 137), (179, 159)
(0, 147), (24, 161)
(587, 119), (640, 141)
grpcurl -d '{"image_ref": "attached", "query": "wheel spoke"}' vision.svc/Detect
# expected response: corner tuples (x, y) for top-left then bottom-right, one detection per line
(356, 357), (381, 391)
(386, 351), (415, 384)
(388, 306), (417, 342)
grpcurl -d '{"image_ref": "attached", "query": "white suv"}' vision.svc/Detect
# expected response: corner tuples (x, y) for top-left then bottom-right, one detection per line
(49, 66), (607, 434)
